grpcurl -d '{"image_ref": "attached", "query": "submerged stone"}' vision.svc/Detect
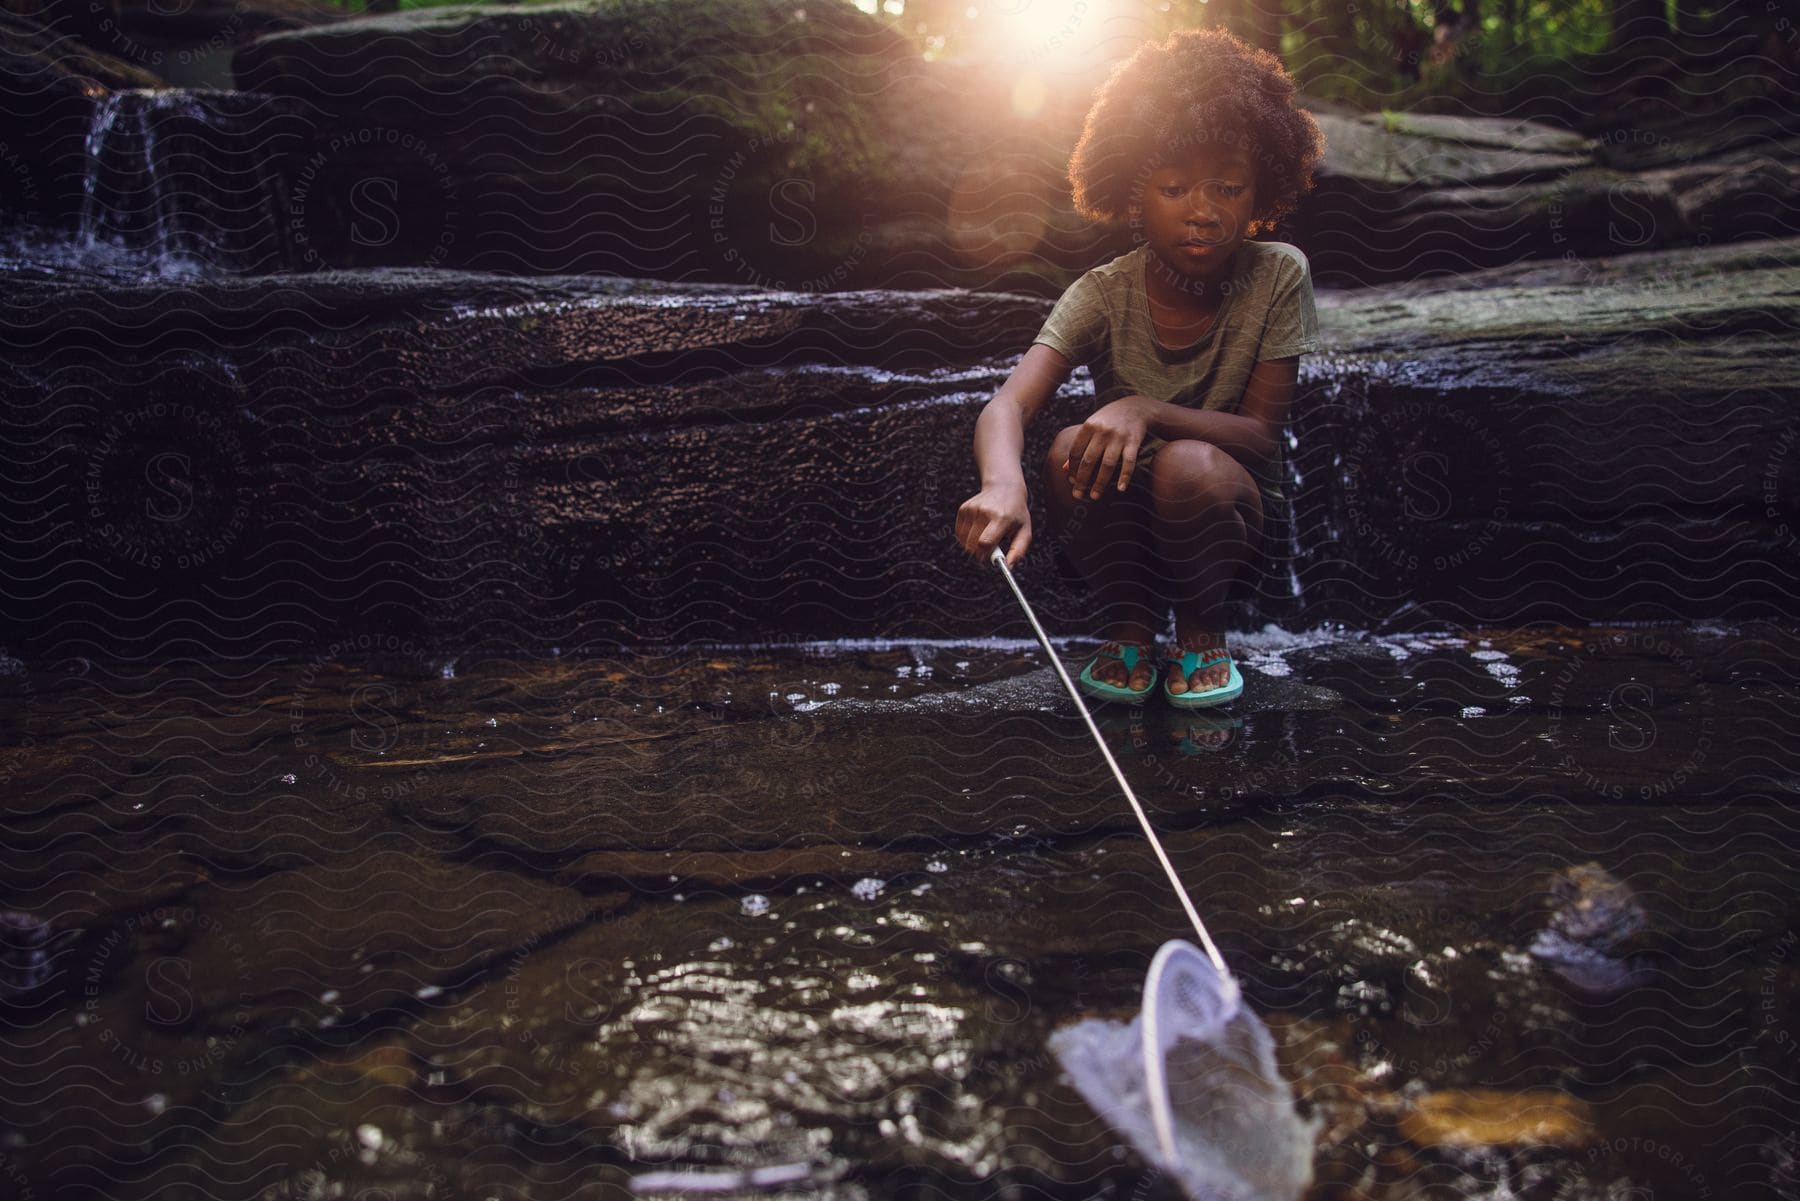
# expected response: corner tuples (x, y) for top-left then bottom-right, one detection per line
(1398, 1088), (1595, 1151)
(1529, 861), (1654, 993)
(1543, 862), (1649, 952)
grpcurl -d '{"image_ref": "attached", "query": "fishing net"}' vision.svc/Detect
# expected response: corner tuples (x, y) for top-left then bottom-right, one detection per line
(986, 551), (1315, 1200)
(1049, 940), (1316, 1201)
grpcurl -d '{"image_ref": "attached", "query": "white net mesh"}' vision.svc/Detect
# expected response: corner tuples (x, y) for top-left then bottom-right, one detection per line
(1048, 939), (1316, 1201)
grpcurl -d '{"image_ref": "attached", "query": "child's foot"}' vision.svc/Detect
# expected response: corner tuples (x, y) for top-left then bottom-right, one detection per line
(1084, 639), (1156, 693)
(1165, 635), (1232, 697)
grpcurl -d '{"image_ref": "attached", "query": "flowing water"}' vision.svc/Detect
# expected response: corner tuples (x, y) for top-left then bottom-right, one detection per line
(1, 624), (1796, 1200)
(3, 102), (1797, 1197)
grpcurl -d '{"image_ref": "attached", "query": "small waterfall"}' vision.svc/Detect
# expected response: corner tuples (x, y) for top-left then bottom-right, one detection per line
(77, 92), (126, 245)
(1282, 425), (1306, 600)
(73, 88), (307, 275)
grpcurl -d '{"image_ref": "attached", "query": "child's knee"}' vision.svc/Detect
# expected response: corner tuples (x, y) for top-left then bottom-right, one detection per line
(1149, 439), (1242, 505)
(1042, 424), (1085, 499)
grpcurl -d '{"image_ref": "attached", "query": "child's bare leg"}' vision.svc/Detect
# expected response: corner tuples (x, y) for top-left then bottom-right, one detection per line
(1043, 425), (1166, 690)
(1148, 441), (1264, 694)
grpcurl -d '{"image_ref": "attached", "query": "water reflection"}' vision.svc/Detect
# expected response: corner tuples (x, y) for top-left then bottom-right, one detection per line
(0, 626), (1792, 1198)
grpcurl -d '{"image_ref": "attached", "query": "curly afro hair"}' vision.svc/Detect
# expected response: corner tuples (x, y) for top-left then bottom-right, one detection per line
(1068, 27), (1325, 237)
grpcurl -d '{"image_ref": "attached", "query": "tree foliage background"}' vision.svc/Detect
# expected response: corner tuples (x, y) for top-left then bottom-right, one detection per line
(314, 0), (1797, 116)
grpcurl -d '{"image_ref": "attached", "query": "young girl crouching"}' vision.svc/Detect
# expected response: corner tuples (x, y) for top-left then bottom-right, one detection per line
(954, 26), (1326, 709)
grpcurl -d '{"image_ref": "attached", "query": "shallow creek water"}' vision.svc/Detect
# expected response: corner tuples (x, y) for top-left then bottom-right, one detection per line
(0, 622), (1796, 1200)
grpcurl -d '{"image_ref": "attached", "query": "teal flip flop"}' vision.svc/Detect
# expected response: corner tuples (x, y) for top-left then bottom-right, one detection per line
(1077, 640), (1158, 705)
(1163, 648), (1244, 709)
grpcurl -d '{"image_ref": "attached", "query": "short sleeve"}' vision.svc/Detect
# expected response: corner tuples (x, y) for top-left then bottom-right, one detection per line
(1257, 249), (1322, 361)
(1031, 270), (1109, 366)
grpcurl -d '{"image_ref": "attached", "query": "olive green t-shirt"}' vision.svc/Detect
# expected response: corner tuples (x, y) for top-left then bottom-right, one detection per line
(1030, 239), (1321, 503)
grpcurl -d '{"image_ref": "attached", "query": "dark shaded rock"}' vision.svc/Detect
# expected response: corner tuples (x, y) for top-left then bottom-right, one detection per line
(0, 0), (119, 49)
(9, 2), (1790, 286)
(229, 0), (972, 282)
(1296, 105), (1800, 284)
(1528, 861), (1652, 993)
(1298, 236), (1800, 627)
(1542, 862), (1649, 952)
(9, 0), (1796, 285)
(3, 0), (345, 86)
(0, 6), (161, 88)
(110, 0), (347, 52)
(0, 842), (615, 1193)
(0, 267), (1054, 654)
(1, 236), (1795, 657)
(1, 850), (213, 943)
(213, 9), (1797, 285)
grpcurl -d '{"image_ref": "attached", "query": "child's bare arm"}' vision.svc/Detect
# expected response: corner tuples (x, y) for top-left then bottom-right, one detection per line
(1064, 357), (1300, 498)
(956, 344), (1076, 565)
(1145, 355), (1300, 482)
(973, 344), (1074, 485)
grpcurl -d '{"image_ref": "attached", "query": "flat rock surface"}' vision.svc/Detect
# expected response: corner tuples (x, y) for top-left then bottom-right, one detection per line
(2, 236), (1796, 657)
(0, 624), (1795, 1197)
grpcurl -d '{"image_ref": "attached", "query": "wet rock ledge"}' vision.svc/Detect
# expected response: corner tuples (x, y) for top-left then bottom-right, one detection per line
(7, 0), (1795, 284)
(1, 235), (1797, 658)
